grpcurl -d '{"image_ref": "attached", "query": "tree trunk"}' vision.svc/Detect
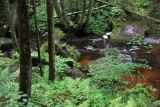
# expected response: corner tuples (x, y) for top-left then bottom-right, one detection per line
(17, 0), (32, 104)
(78, 0), (87, 30)
(31, 0), (43, 77)
(5, 0), (19, 52)
(60, 0), (67, 28)
(85, 0), (94, 26)
(75, 0), (79, 24)
(46, 0), (56, 81)
(54, 0), (66, 27)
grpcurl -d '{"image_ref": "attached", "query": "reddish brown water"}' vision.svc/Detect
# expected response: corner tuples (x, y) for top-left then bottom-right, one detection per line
(79, 44), (160, 99)
(80, 54), (90, 67)
(79, 52), (103, 67)
(120, 44), (160, 99)
(68, 35), (160, 99)
(136, 44), (160, 70)
(122, 69), (160, 99)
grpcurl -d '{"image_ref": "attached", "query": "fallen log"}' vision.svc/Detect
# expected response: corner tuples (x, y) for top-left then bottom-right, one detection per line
(123, 8), (160, 25)
(54, 4), (111, 18)
(95, 0), (160, 25)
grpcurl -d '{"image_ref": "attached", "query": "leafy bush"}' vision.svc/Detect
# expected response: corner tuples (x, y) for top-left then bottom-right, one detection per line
(29, 0), (47, 32)
(0, 55), (20, 106)
(90, 55), (148, 84)
(87, 9), (111, 35)
(108, 84), (153, 107)
(90, 54), (152, 106)
(127, 36), (144, 51)
(87, 6), (123, 35)
(29, 0), (58, 32)
(32, 52), (80, 80)
(32, 77), (105, 107)
(0, 67), (19, 107)
(0, 52), (19, 71)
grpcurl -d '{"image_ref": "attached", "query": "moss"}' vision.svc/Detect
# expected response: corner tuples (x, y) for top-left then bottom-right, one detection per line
(110, 17), (131, 45)
(110, 13), (149, 46)
(149, 1), (160, 20)
(40, 42), (80, 61)
(112, 17), (125, 28)
(110, 27), (132, 46)
(145, 27), (160, 38)
(64, 44), (80, 61)
(54, 28), (65, 40)
(0, 40), (5, 47)
(0, 38), (12, 47)
(40, 42), (48, 57)
(105, 48), (121, 56)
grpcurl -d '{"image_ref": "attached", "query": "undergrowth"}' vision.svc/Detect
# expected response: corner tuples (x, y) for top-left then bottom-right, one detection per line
(0, 52), (160, 107)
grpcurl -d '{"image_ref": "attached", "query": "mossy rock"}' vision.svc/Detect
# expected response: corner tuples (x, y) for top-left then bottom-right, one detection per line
(111, 17), (149, 46)
(111, 27), (132, 46)
(54, 28), (65, 40)
(64, 44), (80, 60)
(105, 48), (121, 56)
(40, 41), (80, 61)
(0, 37), (12, 47)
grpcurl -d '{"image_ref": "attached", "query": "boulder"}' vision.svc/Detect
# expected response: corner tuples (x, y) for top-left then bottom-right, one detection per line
(0, 37), (13, 52)
(118, 54), (132, 62)
(105, 48), (121, 56)
(111, 21), (148, 46)
(144, 38), (160, 45)
(65, 69), (85, 79)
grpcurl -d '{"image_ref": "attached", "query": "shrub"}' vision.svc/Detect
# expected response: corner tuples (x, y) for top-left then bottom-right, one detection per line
(87, 9), (111, 35)
(32, 78), (105, 107)
(90, 54), (151, 106)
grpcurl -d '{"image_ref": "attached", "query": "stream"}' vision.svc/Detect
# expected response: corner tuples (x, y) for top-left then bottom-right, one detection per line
(1, 31), (160, 99)
(63, 35), (109, 67)
(65, 34), (160, 99)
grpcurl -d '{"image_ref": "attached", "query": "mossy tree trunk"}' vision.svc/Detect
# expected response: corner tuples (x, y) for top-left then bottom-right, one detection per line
(60, 0), (67, 28)
(78, 0), (87, 31)
(54, 0), (67, 28)
(85, 0), (94, 26)
(17, 0), (32, 104)
(4, 0), (19, 52)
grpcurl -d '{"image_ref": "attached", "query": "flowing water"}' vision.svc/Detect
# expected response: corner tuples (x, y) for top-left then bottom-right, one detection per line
(64, 35), (109, 67)
(1, 32), (160, 99)
(65, 35), (160, 99)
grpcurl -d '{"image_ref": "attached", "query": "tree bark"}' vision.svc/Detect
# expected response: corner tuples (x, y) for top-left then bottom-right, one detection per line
(31, 0), (43, 77)
(17, 0), (32, 104)
(78, 0), (87, 30)
(85, 0), (95, 26)
(46, 0), (56, 81)
(54, 0), (66, 27)
(5, 0), (19, 52)
(60, 0), (67, 28)
(75, 0), (79, 24)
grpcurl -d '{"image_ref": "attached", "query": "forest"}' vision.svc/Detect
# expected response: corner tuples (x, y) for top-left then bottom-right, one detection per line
(0, 0), (160, 106)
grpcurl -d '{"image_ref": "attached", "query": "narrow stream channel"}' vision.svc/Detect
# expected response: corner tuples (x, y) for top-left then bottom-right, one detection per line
(65, 34), (160, 99)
